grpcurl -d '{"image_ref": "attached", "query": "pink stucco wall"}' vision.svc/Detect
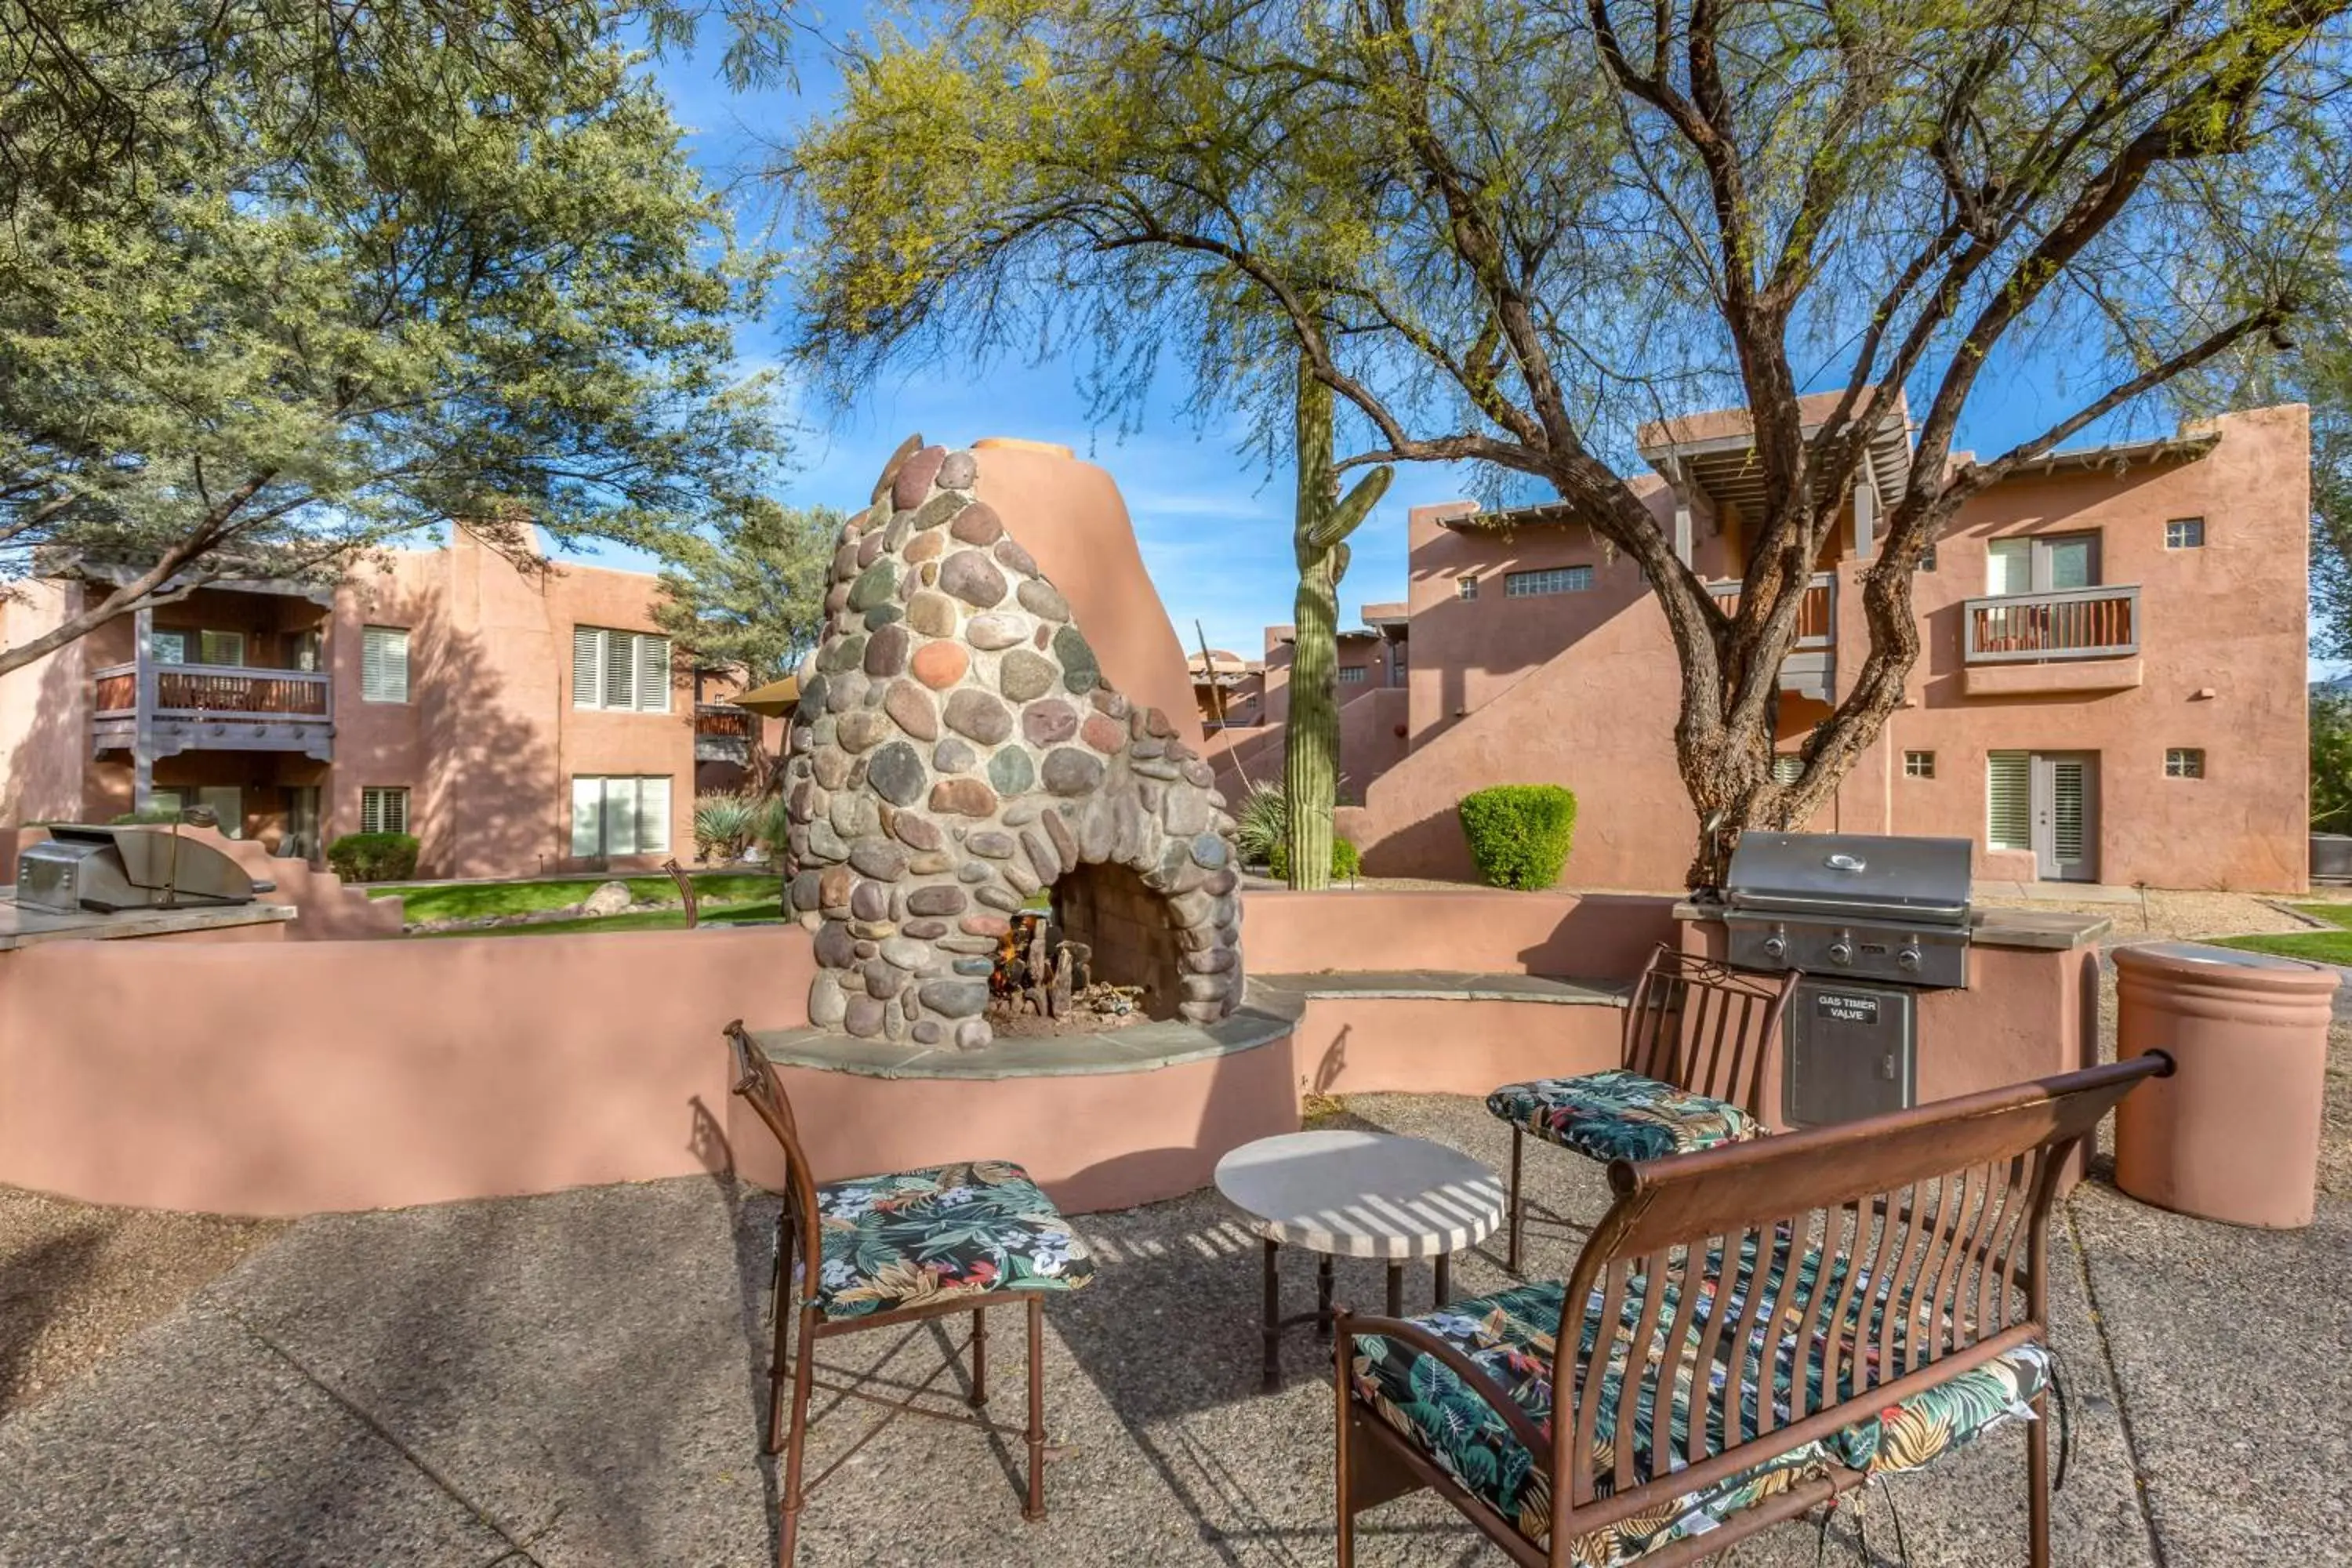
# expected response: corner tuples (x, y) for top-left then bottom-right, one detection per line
(1345, 405), (2310, 891)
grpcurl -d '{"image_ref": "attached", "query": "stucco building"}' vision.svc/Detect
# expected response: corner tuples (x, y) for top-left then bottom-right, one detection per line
(0, 532), (775, 880)
(1202, 400), (2311, 891)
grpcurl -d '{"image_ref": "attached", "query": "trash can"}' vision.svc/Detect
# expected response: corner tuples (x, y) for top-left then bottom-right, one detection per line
(2112, 942), (2338, 1229)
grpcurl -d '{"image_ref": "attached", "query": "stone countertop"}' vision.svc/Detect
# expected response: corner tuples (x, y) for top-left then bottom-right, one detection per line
(0, 894), (295, 951)
(1672, 901), (2109, 949)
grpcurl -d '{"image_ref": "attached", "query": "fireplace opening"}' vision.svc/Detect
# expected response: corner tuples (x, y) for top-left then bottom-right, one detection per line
(987, 862), (1188, 1036)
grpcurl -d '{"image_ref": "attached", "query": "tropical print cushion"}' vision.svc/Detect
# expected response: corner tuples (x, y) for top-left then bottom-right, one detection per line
(1486, 1069), (1765, 1163)
(1351, 1229), (2051, 1565)
(811, 1160), (1096, 1321)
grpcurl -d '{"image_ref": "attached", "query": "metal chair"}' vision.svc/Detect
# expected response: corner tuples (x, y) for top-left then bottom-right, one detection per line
(724, 1021), (1098, 1564)
(1486, 946), (1796, 1272)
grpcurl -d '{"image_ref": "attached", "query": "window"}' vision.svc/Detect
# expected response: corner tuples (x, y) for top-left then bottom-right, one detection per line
(1987, 751), (2031, 850)
(1772, 754), (1805, 785)
(361, 786), (410, 836)
(1987, 532), (2099, 596)
(572, 626), (673, 712)
(1904, 750), (1935, 779)
(145, 788), (186, 815)
(1457, 574), (1479, 601)
(1504, 565), (1594, 597)
(1336, 666), (1368, 684)
(361, 626), (410, 703)
(2165, 517), (2206, 550)
(1919, 545), (1938, 572)
(198, 630), (245, 666)
(571, 775), (671, 857)
(150, 630), (188, 664)
(2165, 747), (2205, 779)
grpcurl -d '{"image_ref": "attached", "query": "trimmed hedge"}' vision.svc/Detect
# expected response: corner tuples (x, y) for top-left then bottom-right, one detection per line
(327, 832), (421, 883)
(1269, 834), (1360, 883)
(1457, 785), (1577, 890)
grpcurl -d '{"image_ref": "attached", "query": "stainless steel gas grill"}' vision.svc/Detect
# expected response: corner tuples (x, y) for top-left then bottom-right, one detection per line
(16, 824), (270, 914)
(1721, 831), (1975, 1127)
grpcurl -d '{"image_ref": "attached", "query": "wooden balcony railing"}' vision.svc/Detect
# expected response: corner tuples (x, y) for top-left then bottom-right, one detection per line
(1706, 574), (1836, 647)
(1964, 585), (2140, 662)
(694, 702), (753, 738)
(94, 661), (332, 717)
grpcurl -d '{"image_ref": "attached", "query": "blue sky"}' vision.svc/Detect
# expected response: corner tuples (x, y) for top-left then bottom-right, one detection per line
(564, 32), (2313, 668)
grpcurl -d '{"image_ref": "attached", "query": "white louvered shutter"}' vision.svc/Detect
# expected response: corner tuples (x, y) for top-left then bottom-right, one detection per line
(637, 776), (670, 854)
(573, 628), (604, 709)
(636, 634), (671, 713)
(572, 776), (604, 856)
(1986, 752), (2030, 850)
(2051, 760), (2086, 864)
(604, 631), (637, 712)
(362, 628), (409, 702)
(361, 789), (383, 835)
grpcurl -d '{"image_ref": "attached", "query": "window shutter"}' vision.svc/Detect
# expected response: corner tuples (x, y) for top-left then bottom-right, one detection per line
(604, 632), (636, 712)
(383, 631), (408, 702)
(1986, 540), (2029, 597)
(362, 633), (384, 700)
(1987, 752), (2030, 850)
(571, 776), (604, 856)
(1772, 754), (1805, 785)
(637, 776), (670, 854)
(636, 634), (671, 713)
(362, 628), (410, 703)
(361, 789), (382, 835)
(2051, 760), (2085, 862)
(386, 789), (408, 835)
(573, 628), (604, 709)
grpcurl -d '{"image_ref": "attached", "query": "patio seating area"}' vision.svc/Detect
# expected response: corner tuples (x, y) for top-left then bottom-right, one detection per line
(2, 1076), (2343, 1566)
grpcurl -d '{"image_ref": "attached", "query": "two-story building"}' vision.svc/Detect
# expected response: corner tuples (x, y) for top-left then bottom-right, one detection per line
(1200, 398), (2310, 891)
(0, 531), (777, 880)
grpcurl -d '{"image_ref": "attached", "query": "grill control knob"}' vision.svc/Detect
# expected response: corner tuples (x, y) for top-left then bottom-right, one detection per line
(1827, 931), (1855, 966)
(1762, 925), (1788, 961)
(1898, 945), (1922, 973)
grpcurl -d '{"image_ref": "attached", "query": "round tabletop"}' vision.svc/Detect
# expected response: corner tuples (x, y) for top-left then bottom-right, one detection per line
(1213, 1130), (1506, 1260)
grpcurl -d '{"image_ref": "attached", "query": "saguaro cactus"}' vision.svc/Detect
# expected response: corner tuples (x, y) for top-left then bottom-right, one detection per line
(1284, 352), (1392, 889)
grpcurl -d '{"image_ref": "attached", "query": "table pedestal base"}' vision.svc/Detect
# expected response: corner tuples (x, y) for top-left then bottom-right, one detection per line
(1258, 1240), (1454, 1393)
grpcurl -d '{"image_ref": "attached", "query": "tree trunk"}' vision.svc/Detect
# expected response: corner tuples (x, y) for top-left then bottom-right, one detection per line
(1283, 353), (1391, 889)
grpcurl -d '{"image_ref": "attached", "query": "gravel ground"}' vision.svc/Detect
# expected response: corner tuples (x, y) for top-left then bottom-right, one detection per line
(1977, 887), (2314, 941)
(0, 1188), (283, 1421)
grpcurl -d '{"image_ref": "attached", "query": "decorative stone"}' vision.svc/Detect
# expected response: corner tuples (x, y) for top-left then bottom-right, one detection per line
(848, 562), (898, 612)
(967, 830), (1018, 858)
(939, 935), (997, 955)
(906, 590), (959, 637)
(867, 741), (927, 807)
(824, 582), (849, 615)
(917, 979), (989, 1018)
(944, 689), (1013, 745)
(892, 445), (947, 510)
(836, 710), (891, 753)
(1204, 868), (1239, 896)
(818, 631), (866, 673)
(938, 451), (978, 488)
(871, 433), (924, 503)
(790, 869), (823, 912)
(949, 504), (1004, 545)
(1022, 700), (1078, 746)
(849, 920), (897, 942)
(1164, 787), (1210, 837)
(1040, 748), (1106, 796)
(864, 622), (910, 677)
(1186, 946), (1237, 973)
(956, 1019), (992, 1051)
(1022, 829), (1061, 883)
(856, 530), (886, 568)
(939, 550), (1008, 608)
(907, 886), (967, 916)
(1132, 757), (1180, 782)
(1192, 834), (1230, 869)
(880, 936), (932, 971)
(929, 777), (998, 816)
(808, 971), (848, 1028)
(1002, 800), (1040, 827)
(807, 819), (849, 862)
(911, 641), (969, 689)
(910, 1019), (946, 1046)
(905, 529), (946, 566)
(953, 957), (996, 978)
(850, 840), (909, 881)
(843, 995), (887, 1038)
(1043, 808), (1080, 868)
(895, 813), (944, 851)
(1054, 626), (1100, 691)
(863, 604), (904, 632)
(964, 612), (1026, 650)
(882, 683), (938, 743)
(1181, 760), (1215, 789)
(1017, 579), (1069, 622)
(956, 860), (993, 884)
(994, 537), (1038, 577)
(975, 887), (1024, 914)
(850, 880), (891, 922)
(1092, 688), (1131, 720)
(987, 746), (1036, 797)
(909, 851), (953, 875)
(1002, 858), (1040, 895)
(999, 648), (1057, 702)
(814, 919), (855, 967)
(909, 490), (963, 531)
(826, 672), (866, 713)
(862, 961), (902, 999)
(932, 737), (975, 773)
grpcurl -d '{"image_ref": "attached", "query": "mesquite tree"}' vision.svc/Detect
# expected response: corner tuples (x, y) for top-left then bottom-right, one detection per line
(1287, 351), (1393, 890)
(782, 0), (2352, 876)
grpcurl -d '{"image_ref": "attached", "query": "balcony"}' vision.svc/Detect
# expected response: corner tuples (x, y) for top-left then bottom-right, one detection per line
(1707, 574), (1835, 702)
(92, 661), (334, 761)
(1962, 586), (2143, 696)
(695, 702), (755, 764)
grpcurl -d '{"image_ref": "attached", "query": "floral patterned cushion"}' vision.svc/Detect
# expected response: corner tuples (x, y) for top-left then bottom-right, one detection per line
(1352, 1231), (2052, 1565)
(1486, 1069), (1765, 1163)
(811, 1160), (1097, 1321)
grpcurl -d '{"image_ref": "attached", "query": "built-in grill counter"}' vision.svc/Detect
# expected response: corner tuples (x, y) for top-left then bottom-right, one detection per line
(1679, 832), (2110, 1134)
(2, 826), (292, 948)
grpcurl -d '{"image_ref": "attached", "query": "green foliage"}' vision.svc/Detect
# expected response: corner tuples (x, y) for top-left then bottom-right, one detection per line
(2314, 691), (2352, 829)
(0, 12), (787, 681)
(109, 807), (186, 824)
(753, 793), (797, 865)
(369, 871), (775, 921)
(1457, 786), (1579, 891)
(328, 833), (422, 883)
(693, 791), (762, 861)
(1269, 835), (1359, 884)
(655, 499), (840, 684)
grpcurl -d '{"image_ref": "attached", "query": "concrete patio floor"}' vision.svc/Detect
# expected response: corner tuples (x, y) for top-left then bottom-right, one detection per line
(2, 1086), (2344, 1568)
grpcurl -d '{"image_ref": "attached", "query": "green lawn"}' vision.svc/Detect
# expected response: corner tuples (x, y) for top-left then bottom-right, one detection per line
(368, 871), (779, 924)
(2212, 902), (2352, 966)
(409, 898), (786, 938)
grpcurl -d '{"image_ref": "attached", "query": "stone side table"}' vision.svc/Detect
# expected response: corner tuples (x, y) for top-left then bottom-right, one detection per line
(1214, 1130), (1505, 1392)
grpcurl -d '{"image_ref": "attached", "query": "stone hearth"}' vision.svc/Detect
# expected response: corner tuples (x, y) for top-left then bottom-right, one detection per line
(781, 437), (1244, 1049)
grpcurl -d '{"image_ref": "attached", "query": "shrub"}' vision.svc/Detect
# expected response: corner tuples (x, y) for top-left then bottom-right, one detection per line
(693, 791), (760, 861)
(1457, 785), (1577, 889)
(1269, 834), (1359, 883)
(109, 806), (185, 825)
(1231, 778), (1288, 868)
(327, 832), (421, 883)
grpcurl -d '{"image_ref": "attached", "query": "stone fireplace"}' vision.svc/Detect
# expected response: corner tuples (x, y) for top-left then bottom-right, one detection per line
(781, 437), (1244, 1049)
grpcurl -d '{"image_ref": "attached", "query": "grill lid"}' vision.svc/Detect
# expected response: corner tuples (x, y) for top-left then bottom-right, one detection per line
(1725, 832), (1973, 923)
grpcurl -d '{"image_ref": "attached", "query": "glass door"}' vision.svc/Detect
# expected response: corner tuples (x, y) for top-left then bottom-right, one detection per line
(2031, 753), (2098, 882)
